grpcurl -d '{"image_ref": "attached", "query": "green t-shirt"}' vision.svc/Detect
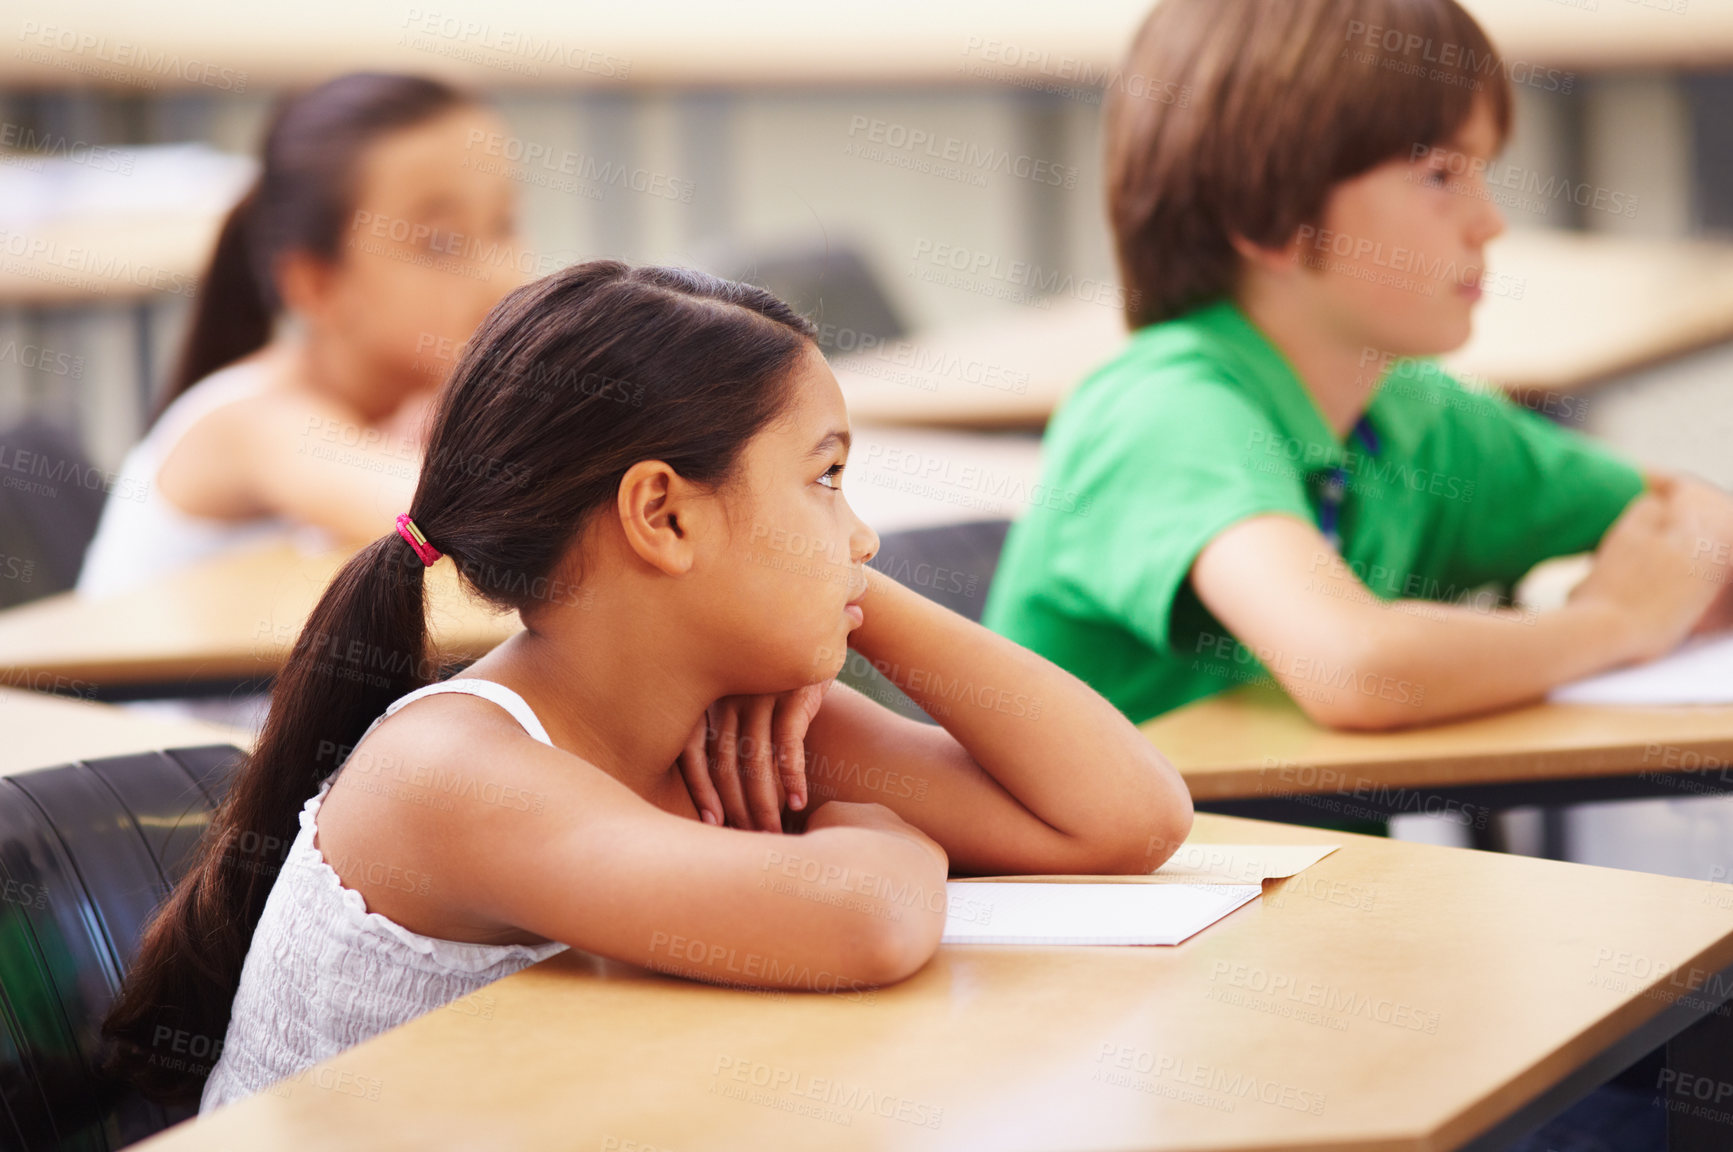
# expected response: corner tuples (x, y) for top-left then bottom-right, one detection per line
(981, 299), (1646, 724)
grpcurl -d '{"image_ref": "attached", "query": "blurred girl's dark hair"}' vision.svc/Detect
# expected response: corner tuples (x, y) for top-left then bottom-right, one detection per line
(105, 260), (818, 1103)
(156, 72), (474, 422)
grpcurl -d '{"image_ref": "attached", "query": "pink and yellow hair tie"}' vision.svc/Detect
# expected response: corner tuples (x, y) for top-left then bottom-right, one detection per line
(395, 513), (442, 566)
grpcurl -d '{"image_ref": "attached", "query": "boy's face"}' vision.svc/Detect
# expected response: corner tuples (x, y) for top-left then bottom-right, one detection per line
(1296, 97), (1505, 359)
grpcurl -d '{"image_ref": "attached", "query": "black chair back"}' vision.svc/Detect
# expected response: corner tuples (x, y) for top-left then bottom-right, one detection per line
(0, 745), (244, 1150)
(840, 519), (1014, 722)
(717, 241), (907, 357)
(0, 420), (110, 609)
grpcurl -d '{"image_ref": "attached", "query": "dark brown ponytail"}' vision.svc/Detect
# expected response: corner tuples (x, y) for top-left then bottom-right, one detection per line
(154, 72), (474, 424)
(101, 533), (437, 1102)
(105, 260), (818, 1104)
(164, 187), (272, 418)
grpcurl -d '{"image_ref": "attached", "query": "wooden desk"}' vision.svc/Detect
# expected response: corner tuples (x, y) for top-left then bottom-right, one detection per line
(834, 296), (1122, 430)
(0, 210), (221, 306)
(834, 229), (1733, 429)
(136, 813), (1733, 1151)
(0, 686), (250, 775)
(845, 423), (1044, 532)
(1143, 681), (1733, 826)
(1458, 0), (1733, 71)
(1446, 230), (1733, 399)
(0, 538), (519, 692)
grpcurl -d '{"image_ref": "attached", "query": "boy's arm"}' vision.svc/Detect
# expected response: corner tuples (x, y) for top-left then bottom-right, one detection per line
(1190, 500), (1726, 731)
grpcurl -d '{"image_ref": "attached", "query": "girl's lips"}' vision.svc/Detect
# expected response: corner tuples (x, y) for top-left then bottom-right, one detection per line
(844, 603), (865, 627)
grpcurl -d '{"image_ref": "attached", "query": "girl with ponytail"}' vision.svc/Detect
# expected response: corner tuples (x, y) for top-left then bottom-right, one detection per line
(77, 72), (523, 598)
(104, 261), (1194, 1112)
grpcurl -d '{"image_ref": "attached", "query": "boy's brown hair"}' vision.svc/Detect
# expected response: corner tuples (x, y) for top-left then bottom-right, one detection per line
(1106, 0), (1514, 329)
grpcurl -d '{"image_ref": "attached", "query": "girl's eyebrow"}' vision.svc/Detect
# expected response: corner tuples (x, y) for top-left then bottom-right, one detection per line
(806, 429), (851, 458)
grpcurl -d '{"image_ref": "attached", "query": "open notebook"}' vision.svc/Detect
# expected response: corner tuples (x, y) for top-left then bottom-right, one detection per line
(1551, 633), (1733, 706)
(941, 843), (1338, 946)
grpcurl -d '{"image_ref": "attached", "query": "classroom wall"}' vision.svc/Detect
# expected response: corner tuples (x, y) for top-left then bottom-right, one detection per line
(0, 72), (1726, 478)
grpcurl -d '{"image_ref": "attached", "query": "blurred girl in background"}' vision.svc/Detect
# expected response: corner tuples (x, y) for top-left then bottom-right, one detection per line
(78, 71), (523, 598)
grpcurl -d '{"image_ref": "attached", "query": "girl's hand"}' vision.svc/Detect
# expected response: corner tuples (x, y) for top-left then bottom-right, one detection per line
(677, 680), (835, 832)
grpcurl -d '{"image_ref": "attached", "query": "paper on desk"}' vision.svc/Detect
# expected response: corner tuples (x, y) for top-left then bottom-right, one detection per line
(1550, 633), (1733, 706)
(940, 843), (1338, 946)
(942, 882), (1263, 945)
(952, 843), (1340, 886)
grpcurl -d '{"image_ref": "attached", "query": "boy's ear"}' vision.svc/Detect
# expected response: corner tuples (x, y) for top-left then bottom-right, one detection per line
(1229, 231), (1300, 275)
(616, 460), (708, 576)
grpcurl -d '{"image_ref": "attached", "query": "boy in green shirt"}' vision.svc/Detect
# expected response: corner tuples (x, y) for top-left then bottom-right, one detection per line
(985, 0), (1733, 728)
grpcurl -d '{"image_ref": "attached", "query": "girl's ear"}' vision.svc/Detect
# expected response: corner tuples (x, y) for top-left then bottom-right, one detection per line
(616, 460), (707, 575)
(276, 249), (340, 322)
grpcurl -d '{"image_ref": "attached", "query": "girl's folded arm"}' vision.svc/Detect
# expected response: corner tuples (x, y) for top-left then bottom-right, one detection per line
(161, 390), (419, 545)
(802, 568), (1194, 877)
(239, 392), (422, 544)
(433, 737), (949, 990)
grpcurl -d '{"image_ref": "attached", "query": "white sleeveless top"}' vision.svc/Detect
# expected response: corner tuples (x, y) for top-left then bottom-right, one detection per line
(76, 361), (313, 599)
(198, 678), (569, 1114)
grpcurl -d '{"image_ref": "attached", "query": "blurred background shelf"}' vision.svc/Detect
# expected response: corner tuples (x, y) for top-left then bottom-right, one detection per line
(2, 1), (1733, 91)
(2, 0), (1732, 601)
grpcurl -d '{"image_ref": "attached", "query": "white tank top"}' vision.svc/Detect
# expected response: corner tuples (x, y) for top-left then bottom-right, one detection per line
(75, 361), (316, 599)
(198, 678), (569, 1114)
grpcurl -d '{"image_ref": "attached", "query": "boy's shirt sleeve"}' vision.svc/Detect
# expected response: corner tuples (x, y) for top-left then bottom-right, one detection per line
(1428, 379), (1644, 590)
(1045, 381), (1316, 656)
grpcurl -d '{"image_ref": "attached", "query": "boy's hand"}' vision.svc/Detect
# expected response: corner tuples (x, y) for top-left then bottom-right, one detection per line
(1573, 491), (1729, 661)
(1667, 477), (1733, 636)
(677, 681), (834, 832)
(1692, 583), (1733, 636)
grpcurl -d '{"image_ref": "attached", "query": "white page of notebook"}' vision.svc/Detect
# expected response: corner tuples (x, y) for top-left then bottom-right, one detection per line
(1550, 633), (1733, 706)
(941, 882), (1262, 946)
(955, 844), (1341, 886)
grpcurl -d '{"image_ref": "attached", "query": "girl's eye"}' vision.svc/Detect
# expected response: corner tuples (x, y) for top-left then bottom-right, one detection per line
(818, 463), (845, 490)
(1423, 167), (1451, 189)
